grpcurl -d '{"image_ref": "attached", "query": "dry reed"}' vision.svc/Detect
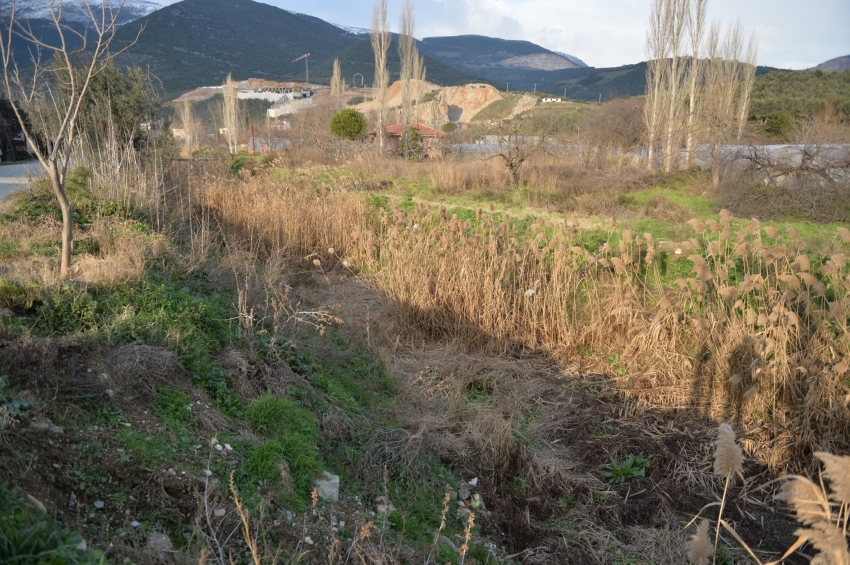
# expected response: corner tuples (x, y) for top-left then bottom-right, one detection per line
(189, 158), (849, 473)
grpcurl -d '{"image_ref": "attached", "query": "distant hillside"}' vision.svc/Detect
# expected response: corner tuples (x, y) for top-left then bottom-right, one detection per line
(418, 35), (584, 87)
(812, 55), (850, 72)
(310, 39), (488, 91)
(520, 62), (786, 102)
(6, 18), (89, 69)
(111, 0), (361, 98)
(750, 70), (850, 119)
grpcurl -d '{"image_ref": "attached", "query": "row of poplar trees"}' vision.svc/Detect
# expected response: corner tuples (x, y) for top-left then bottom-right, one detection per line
(644, 0), (758, 187)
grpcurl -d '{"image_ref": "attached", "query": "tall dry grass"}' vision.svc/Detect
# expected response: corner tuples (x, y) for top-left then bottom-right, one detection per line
(191, 159), (849, 472)
(372, 206), (850, 471)
(197, 164), (375, 268)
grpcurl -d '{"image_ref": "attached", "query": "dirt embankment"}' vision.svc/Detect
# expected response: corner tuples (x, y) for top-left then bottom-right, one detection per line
(355, 81), (505, 125)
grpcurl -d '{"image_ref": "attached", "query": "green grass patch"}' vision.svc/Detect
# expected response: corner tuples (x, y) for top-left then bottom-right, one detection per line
(246, 395), (318, 441)
(0, 484), (106, 564)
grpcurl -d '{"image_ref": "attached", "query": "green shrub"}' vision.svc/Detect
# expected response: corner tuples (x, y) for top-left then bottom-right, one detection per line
(762, 111), (794, 138)
(346, 95), (367, 106)
(441, 122), (457, 134)
(330, 109), (367, 140)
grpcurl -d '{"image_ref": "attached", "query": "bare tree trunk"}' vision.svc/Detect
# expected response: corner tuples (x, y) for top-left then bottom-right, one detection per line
(371, 0), (390, 148)
(684, 0), (706, 167)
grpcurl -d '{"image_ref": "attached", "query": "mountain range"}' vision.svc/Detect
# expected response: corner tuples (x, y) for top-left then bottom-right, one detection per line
(812, 55), (850, 72)
(5, 0), (845, 102)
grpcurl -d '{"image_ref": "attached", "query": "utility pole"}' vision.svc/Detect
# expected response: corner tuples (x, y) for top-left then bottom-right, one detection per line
(564, 87), (567, 98)
(506, 82), (509, 93)
(293, 53), (311, 86)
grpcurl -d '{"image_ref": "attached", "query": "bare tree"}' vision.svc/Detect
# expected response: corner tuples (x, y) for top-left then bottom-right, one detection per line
(661, 0), (689, 172)
(684, 0), (706, 166)
(644, 0), (672, 169)
(370, 0), (390, 148)
(0, 0), (138, 279)
(736, 32), (757, 141)
(489, 121), (549, 187)
(176, 98), (195, 156)
(398, 0), (420, 157)
(330, 57), (346, 110)
(222, 73), (239, 154)
(703, 21), (744, 188)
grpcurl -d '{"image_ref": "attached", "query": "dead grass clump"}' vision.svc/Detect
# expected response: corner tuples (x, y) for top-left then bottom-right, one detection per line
(92, 344), (188, 404)
(717, 179), (850, 223)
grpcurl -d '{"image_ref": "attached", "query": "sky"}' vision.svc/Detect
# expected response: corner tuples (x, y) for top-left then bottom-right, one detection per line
(154, 0), (850, 69)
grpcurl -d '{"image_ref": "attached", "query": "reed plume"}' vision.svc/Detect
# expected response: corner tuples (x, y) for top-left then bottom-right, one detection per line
(688, 519), (712, 565)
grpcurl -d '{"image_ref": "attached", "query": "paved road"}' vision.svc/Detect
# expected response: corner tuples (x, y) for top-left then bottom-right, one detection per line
(0, 162), (40, 200)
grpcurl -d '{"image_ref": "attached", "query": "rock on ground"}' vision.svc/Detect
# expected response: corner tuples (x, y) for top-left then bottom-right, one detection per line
(314, 472), (340, 502)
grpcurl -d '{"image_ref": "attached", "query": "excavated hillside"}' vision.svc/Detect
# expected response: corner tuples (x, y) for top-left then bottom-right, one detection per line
(355, 81), (506, 125)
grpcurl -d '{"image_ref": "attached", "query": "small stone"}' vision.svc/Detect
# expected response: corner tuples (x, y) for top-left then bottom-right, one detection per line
(439, 535), (457, 552)
(68, 493), (76, 508)
(203, 469), (212, 477)
(93, 501), (104, 509)
(167, 468), (176, 476)
(338, 520), (345, 528)
(25, 494), (46, 513)
(283, 510), (294, 522)
(314, 471), (340, 502)
(214, 444), (223, 452)
(29, 420), (64, 435)
(76, 539), (87, 551)
(148, 532), (173, 553)
(131, 521), (141, 528)
(224, 444), (233, 451)
(214, 508), (226, 517)
(304, 536), (314, 546)
(457, 486), (470, 501)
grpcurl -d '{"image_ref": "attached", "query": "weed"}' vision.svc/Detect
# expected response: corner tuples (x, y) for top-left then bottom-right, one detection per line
(603, 454), (653, 484)
(0, 484), (106, 564)
(154, 388), (195, 428)
(0, 375), (32, 433)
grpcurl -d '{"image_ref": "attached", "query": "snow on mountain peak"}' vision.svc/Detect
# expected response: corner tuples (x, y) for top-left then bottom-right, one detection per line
(10, 0), (162, 25)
